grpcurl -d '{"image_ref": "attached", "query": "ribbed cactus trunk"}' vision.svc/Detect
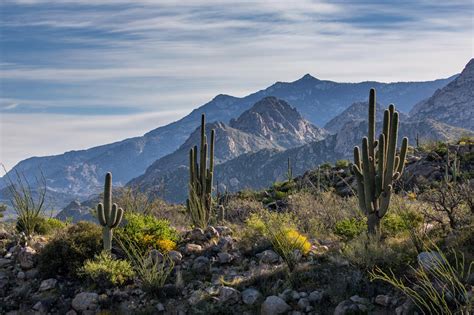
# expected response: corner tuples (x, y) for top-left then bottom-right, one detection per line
(97, 172), (124, 251)
(352, 89), (408, 235)
(186, 114), (215, 228)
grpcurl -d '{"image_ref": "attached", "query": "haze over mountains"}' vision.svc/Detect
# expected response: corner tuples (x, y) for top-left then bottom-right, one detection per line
(1, 59), (473, 213)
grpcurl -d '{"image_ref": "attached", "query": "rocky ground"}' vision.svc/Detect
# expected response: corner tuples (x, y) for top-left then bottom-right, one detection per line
(0, 225), (424, 315)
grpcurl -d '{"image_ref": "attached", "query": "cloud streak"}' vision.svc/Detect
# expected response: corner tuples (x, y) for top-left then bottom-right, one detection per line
(0, 0), (472, 170)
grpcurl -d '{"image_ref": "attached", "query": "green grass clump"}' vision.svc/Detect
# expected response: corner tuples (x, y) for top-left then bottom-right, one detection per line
(38, 221), (102, 278)
(80, 251), (134, 287)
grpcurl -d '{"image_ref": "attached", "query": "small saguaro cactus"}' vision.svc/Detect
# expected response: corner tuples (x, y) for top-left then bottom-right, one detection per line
(352, 88), (408, 235)
(97, 172), (124, 251)
(186, 114), (215, 228)
(287, 157), (293, 182)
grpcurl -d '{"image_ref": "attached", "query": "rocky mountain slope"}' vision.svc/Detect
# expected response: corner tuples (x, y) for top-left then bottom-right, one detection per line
(129, 97), (326, 191)
(1, 72), (456, 209)
(141, 116), (471, 203)
(410, 58), (474, 130)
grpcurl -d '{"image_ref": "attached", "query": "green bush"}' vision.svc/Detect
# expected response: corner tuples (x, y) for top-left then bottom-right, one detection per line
(116, 212), (179, 254)
(335, 159), (350, 169)
(80, 251), (134, 287)
(38, 221), (102, 277)
(382, 211), (423, 237)
(333, 218), (366, 241)
(34, 217), (67, 235)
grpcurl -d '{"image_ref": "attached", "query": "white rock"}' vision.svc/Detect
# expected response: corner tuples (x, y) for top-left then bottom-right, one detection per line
(18, 246), (36, 270)
(257, 250), (280, 264)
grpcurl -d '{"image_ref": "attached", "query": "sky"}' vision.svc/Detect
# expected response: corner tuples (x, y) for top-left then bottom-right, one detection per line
(0, 0), (473, 172)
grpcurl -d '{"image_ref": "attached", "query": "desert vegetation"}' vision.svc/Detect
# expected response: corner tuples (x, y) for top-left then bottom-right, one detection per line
(0, 91), (473, 315)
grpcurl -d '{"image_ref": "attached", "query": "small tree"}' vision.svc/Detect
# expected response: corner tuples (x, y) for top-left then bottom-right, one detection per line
(351, 89), (408, 234)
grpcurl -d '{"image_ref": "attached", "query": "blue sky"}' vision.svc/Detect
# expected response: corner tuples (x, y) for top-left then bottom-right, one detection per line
(0, 0), (473, 171)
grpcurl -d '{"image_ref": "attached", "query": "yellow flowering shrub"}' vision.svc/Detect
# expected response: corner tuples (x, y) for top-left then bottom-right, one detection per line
(282, 229), (312, 255)
(156, 239), (176, 252)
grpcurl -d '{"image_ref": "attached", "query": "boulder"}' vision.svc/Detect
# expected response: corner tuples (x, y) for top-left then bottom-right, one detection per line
(17, 246), (36, 270)
(38, 278), (57, 292)
(257, 250), (280, 264)
(218, 286), (241, 303)
(261, 296), (291, 315)
(242, 288), (262, 305)
(72, 292), (99, 312)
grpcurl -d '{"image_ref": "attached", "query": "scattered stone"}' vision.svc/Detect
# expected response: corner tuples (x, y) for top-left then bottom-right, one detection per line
(417, 251), (444, 271)
(149, 249), (163, 264)
(215, 226), (232, 236)
(72, 292), (99, 312)
(65, 310), (77, 315)
(261, 296), (291, 315)
(242, 288), (262, 305)
(155, 303), (165, 312)
(184, 243), (202, 255)
(38, 278), (57, 292)
(16, 271), (25, 280)
(257, 250), (280, 264)
(168, 250), (182, 263)
(17, 246), (36, 270)
(219, 286), (241, 303)
(396, 298), (416, 315)
(25, 268), (39, 279)
(309, 290), (323, 304)
(297, 297), (310, 310)
(216, 236), (233, 253)
(205, 226), (219, 239)
(32, 301), (48, 313)
(188, 289), (206, 305)
(334, 300), (359, 315)
(350, 295), (370, 305)
(192, 256), (210, 273)
(0, 258), (11, 268)
(217, 252), (233, 264)
(189, 228), (207, 242)
(375, 294), (392, 307)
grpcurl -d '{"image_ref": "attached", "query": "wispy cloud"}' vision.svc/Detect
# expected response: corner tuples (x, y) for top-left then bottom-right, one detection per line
(0, 0), (472, 170)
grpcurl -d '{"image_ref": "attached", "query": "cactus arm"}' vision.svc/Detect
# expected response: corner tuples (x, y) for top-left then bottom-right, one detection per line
(109, 204), (118, 228)
(379, 185), (392, 217)
(361, 137), (374, 213)
(375, 134), (385, 197)
(384, 111), (399, 190)
(111, 207), (123, 228)
(396, 137), (408, 175)
(368, 88), (376, 157)
(97, 203), (106, 226)
(209, 129), (215, 174)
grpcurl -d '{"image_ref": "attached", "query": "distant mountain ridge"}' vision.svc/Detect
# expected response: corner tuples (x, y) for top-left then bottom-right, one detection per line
(410, 59), (474, 129)
(0, 68), (459, 209)
(128, 97), (326, 189)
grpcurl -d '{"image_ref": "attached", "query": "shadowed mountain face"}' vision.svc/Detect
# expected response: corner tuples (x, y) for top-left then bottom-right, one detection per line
(130, 99), (472, 203)
(128, 97), (326, 191)
(0, 69), (459, 209)
(410, 59), (474, 130)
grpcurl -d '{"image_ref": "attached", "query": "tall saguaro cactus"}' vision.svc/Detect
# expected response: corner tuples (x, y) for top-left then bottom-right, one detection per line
(97, 172), (124, 251)
(352, 89), (408, 234)
(186, 114), (215, 228)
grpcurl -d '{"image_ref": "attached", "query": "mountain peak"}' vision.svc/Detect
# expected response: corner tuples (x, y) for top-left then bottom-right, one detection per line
(230, 97), (327, 148)
(299, 73), (319, 82)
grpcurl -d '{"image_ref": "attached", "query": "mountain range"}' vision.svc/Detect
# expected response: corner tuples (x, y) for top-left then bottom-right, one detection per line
(1, 59), (473, 214)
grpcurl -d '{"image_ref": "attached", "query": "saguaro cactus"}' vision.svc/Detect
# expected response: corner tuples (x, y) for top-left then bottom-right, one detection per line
(97, 172), (124, 251)
(186, 114), (215, 228)
(352, 89), (408, 234)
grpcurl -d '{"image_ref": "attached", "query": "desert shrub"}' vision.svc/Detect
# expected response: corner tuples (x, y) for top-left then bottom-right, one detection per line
(0, 204), (6, 219)
(342, 234), (416, 271)
(224, 198), (264, 224)
(287, 191), (359, 238)
(335, 159), (350, 169)
(246, 210), (311, 272)
(80, 251), (134, 287)
(116, 212), (179, 255)
(333, 218), (366, 241)
(382, 211), (423, 237)
(420, 183), (472, 230)
(370, 246), (473, 314)
(32, 217), (67, 235)
(38, 221), (102, 277)
(4, 170), (47, 236)
(117, 236), (174, 296)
